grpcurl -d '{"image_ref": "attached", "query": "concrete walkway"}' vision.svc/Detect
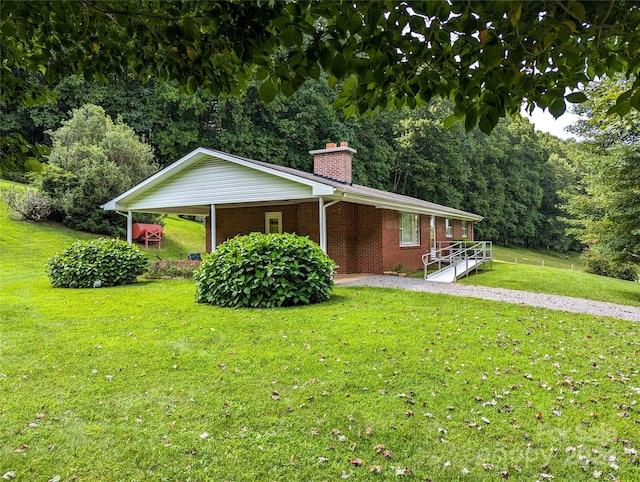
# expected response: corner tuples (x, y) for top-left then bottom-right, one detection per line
(335, 275), (640, 322)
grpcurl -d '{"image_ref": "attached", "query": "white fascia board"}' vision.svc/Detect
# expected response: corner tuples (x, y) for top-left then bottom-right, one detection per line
(337, 191), (483, 221)
(103, 147), (334, 211)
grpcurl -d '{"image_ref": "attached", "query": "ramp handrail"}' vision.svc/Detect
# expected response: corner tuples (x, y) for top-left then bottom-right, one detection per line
(422, 241), (493, 280)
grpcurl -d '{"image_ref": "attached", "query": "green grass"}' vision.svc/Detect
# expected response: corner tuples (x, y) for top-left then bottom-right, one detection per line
(154, 215), (206, 260)
(0, 178), (205, 265)
(491, 245), (584, 271)
(1, 185), (639, 480)
(411, 242), (639, 307)
(461, 261), (640, 307)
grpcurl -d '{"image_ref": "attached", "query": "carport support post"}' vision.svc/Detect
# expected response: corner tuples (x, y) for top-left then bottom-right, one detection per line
(210, 204), (216, 252)
(127, 211), (133, 244)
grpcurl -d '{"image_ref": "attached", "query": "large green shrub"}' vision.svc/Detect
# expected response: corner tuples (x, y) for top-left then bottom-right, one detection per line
(582, 248), (638, 282)
(194, 233), (337, 308)
(47, 238), (148, 288)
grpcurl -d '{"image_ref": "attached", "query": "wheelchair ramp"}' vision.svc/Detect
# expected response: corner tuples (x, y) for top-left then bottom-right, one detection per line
(423, 241), (493, 283)
(427, 258), (484, 283)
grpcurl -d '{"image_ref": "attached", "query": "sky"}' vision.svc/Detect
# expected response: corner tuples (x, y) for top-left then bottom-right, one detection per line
(523, 107), (581, 140)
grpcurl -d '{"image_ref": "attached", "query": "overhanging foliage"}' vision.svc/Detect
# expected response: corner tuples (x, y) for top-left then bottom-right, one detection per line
(2, 1), (639, 133)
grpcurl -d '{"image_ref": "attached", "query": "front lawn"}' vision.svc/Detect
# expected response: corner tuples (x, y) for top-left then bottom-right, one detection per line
(2, 279), (639, 481)
(1, 201), (639, 480)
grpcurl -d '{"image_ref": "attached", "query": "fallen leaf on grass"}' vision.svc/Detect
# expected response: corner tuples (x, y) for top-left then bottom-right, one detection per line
(350, 458), (363, 466)
(14, 445), (28, 453)
(271, 391), (280, 400)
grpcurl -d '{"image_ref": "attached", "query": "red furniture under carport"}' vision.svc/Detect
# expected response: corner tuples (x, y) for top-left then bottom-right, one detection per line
(132, 223), (163, 248)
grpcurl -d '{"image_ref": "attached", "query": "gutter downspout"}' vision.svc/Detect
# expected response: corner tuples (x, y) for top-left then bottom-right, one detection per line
(319, 193), (346, 253)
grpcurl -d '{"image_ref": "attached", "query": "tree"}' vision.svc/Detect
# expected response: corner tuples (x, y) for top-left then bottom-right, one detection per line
(568, 76), (640, 147)
(394, 101), (469, 207)
(565, 143), (640, 264)
(564, 76), (640, 264)
(39, 104), (159, 235)
(2, 1), (639, 134)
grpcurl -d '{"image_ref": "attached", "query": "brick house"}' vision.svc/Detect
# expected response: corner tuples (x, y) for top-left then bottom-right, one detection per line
(103, 144), (482, 274)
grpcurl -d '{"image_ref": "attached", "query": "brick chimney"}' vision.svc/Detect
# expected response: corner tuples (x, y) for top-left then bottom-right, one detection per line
(309, 141), (357, 184)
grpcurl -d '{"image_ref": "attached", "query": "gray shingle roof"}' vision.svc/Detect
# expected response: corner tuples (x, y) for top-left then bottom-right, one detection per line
(232, 152), (483, 221)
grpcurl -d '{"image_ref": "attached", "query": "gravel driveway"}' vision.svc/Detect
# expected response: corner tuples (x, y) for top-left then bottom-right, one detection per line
(337, 275), (640, 322)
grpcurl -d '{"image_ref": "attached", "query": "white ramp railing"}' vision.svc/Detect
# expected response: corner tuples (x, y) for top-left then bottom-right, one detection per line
(422, 241), (493, 281)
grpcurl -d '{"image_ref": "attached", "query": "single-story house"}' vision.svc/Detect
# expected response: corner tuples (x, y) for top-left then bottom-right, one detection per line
(102, 143), (483, 274)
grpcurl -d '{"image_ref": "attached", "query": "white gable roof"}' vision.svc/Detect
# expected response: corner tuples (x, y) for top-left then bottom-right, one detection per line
(102, 147), (335, 213)
(103, 147), (483, 221)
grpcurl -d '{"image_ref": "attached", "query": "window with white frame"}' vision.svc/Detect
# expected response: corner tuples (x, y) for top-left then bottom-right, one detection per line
(399, 212), (420, 246)
(445, 218), (453, 237)
(461, 220), (468, 238)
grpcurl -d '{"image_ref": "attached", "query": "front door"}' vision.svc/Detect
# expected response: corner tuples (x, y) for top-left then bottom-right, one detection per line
(265, 212), (282, 234)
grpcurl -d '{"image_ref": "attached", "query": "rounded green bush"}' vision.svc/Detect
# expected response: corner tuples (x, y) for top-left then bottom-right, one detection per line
(47, 238), (148, 288)
(194, 233), (337, 308)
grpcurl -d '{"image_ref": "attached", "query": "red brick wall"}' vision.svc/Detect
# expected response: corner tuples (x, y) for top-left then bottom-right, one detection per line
(297, 202), (320, 243)
(206, 204), (300, 251)
(204, 203), (466, 274)
(431, 217), (475, 247)
(435, 217), (449, 243)
(379, 210), (431, 273)
(325, 202), (357, 273)
(354, 204), (382, 273)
